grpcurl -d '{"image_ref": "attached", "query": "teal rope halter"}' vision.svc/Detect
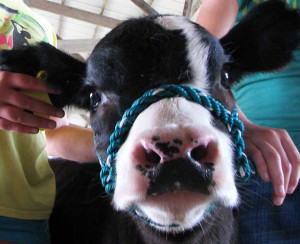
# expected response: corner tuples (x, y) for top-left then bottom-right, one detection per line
(96, 84), (254, 195)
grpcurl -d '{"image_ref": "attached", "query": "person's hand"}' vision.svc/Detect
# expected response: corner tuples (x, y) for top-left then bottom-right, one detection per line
(243, 121), (300, 206)
(0, 70), (65, 134)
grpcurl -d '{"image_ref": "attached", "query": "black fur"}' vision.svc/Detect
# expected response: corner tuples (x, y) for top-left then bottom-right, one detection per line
(221, 0), (300, 83)
(1, 1), (300, 243)
(0, 43), (90, 108)
(49, 159), (233, 244)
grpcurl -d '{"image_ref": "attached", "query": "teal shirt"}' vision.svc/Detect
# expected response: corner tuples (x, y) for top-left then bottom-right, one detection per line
(233, 0), (300, 149)
(237, 0), (299, 22)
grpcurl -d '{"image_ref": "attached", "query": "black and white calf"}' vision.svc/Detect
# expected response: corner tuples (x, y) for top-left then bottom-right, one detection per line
(1, 1), (299, 243)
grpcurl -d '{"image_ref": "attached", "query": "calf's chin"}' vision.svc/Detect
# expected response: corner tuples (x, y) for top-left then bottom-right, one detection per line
(113, 97), (239, 232)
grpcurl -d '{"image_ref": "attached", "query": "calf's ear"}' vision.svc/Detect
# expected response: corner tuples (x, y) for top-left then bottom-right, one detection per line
(220, 0), (300, 86)
(0, 42), (92, 110)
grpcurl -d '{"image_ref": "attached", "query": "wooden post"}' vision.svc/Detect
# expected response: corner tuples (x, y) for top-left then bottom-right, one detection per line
(130, 0), (158, 15)
(183, 0), (193, 18)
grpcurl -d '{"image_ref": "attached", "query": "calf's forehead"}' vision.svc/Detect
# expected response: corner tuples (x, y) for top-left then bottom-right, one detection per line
(154, 16), (226, 90)
(86, 15), (225, 95)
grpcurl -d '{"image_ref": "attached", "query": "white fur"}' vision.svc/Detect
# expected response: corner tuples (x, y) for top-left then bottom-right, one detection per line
(155, 16), (210, 92)
(113, 98), (238, 232)
(112, 16), (236, 232)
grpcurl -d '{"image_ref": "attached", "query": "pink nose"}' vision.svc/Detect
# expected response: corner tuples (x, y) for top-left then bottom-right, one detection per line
(133, 132), (219, 167)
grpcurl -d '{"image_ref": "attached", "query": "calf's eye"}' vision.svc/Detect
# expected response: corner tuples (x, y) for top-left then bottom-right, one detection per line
(90, 91), (102, 111)
(221, 71), (230, 89)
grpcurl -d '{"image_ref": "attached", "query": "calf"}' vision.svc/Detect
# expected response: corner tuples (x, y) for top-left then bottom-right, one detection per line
(1, 1), (299, 243)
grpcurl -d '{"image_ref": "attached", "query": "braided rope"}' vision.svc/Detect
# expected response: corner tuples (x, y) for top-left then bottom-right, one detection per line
(96, 84), (255, 195)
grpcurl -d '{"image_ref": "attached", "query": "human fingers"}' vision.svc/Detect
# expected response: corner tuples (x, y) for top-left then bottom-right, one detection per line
(0, 117), (39, 134)
(4, 90), (64, 118)
(0, 104), (57, 130)
(245, 143), (270, 182)
(0, 71), (60, 94)
(257, 142), (286, 206)
(259, 130), (292, 193)
(247, 126), (294, 205)
(280, 130), (300, 194)
(287, 160), (300, 194)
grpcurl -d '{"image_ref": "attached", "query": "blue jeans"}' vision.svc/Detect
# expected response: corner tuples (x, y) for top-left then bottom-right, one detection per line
(238, 174), (300, 244)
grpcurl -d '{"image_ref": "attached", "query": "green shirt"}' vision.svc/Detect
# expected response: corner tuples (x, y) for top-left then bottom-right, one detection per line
(0, 0), (56, 219)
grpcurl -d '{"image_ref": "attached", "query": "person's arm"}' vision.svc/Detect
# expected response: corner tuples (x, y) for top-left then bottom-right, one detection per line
(0, 69), (97, 162)
(0, 70), (65, 134)
(45, 124), (98, 163)
(196, 0), (239, 38)
(238, 107), (300, 206)
(196, 0), (300, 206)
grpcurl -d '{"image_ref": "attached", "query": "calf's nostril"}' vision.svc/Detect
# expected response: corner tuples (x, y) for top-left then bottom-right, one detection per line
(134, 141), (162, 167)
(190, 145), (207, 163)
(145, 149), (161, 165)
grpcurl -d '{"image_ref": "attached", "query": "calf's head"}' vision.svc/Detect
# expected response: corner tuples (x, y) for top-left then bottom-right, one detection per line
(80, 1), (300, 233)
(88, 15), (238, 231)
(84, 1), (300, 233)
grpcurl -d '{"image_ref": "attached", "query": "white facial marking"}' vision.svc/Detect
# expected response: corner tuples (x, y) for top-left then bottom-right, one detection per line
(113, 98), (238, 232)
(155, 16), (210, 92)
